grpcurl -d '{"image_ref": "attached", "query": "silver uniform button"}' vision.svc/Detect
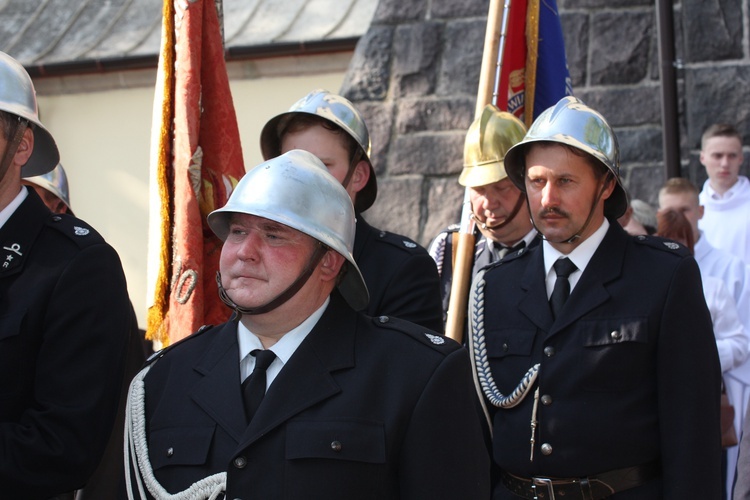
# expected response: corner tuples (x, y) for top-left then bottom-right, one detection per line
(233, 456), (247, 468)
(611, 330), (622, 340)
(378, 316), (389, 323)
(331, 441), (342, 452)
(543, 346), (555, 357)
(540, 394), (552, 406)
(540, 443), (553, 456)
(166, 447), (174, 457)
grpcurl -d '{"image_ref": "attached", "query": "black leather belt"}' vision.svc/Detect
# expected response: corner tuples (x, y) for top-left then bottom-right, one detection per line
(500, 461), (660, 500)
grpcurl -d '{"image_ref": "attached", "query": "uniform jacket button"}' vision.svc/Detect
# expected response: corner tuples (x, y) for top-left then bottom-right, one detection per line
(543, 346), (555, 357)
(540, 394), (552, 405)
(611, 330), (622, 340)
(233, 456), (247, 468)
(330, 440), (342, 452)
(540, 443), (553, 456)
(166, 447), (174, 457)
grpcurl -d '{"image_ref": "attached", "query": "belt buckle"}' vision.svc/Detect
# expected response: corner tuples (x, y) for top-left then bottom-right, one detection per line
(531, 477), (556, 500)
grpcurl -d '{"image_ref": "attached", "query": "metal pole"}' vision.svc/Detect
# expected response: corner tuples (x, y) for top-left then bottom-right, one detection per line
(655, 0), (681, 179)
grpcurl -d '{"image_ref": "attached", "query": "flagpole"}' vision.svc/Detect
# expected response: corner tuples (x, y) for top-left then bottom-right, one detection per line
(444, 0), (511, 343)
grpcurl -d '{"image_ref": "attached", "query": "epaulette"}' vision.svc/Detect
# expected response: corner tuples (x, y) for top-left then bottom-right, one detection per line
(373, 230), (425, 254)
(370, 314), (459, 352)
(481, 242), (533, 273)
(633, 234), (691, 257)
(44, 213), (105, 248)
(145, 324), (215, 366)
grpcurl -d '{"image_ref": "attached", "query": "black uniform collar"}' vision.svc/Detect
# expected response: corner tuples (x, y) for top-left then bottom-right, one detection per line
(0, 188), (48, 277)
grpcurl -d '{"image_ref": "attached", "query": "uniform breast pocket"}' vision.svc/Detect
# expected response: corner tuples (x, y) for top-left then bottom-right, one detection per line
(284, 419), (386, 498)
(579, 317), (649, 392)
(149, 425), (216, 471)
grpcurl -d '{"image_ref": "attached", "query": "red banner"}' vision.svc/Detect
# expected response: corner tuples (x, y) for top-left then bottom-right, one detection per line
(496, 0), (572, 126)
(147, 0), (245, 345)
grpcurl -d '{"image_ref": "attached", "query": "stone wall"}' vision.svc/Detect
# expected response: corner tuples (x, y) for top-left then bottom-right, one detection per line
(341, 0), (750, 247)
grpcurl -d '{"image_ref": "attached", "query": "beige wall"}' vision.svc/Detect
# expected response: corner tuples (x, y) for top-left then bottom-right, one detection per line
(34, 56), (349, 329)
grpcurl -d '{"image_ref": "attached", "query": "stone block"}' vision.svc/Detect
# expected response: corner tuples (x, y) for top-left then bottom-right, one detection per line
(393, 22), (441, 97)
(681, 0), (743, 62)
(617, 126), (664, 164)
(396, 97), (475, 133)
(561, 0), (651, 7)
(561, 12), (588, 88)
(362, 176), (425, 242)
(575, 87), (661, 127)
(424, 177), (465, 247)
(437, 19), (485, 96)
(352, 101), (395, 177)
(684, 65), (750, 147)
(372, 0), (427, 23)
(625, 165), (667, 205)
(431, 0), (489, 19)
(390, 133), (465, 176)
(340, 26), (393, 101)
(590, 10), (652, 85)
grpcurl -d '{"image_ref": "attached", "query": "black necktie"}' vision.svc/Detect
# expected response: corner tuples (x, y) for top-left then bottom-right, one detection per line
(549, 257), (577, 319)
(242, 349), (276, 423)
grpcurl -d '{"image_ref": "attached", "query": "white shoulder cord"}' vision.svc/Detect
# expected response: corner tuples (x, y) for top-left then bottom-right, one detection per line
(124, 365), (227, 500)
(469, 268), (543, 461)
(468, 267), (541, 409)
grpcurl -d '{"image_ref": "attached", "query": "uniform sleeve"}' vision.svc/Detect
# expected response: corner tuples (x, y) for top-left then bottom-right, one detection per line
(708, 279), (750, 372)
(658, 257), (723, 499)
(398, 348), (491, 499)
(0, 243), (132, 496)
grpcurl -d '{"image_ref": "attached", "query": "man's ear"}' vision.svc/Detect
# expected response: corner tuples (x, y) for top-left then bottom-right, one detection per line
(13, 127), (34, 166)
(348, 160), (370, 194)
(319, 250), (345, 282)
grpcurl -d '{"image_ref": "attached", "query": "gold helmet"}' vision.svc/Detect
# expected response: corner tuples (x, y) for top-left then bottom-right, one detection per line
(460, 104), (527, 187)
(504, 96), (627, 219)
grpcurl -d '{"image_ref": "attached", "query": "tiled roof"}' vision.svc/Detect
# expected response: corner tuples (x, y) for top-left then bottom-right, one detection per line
(0, 0), (376, 76)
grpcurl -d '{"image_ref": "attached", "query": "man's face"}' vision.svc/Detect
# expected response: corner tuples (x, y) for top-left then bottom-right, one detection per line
(219, 214), (319, 310)
(658, 191), (703, 242)
(701, 135), (743, 194)
(280, 124), (365, 203)
(22, 183), (69, 214)
(469, 177), (531, 245)
(525, 143), (613, 251)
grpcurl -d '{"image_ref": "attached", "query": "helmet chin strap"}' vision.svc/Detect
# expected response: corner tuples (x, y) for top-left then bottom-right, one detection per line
(0, 118), (28, 185)
(216, 243), (329, 316)
(530, 174), (614, 245)
(341, 149), (365, 190)
(471, 191), (525, 231)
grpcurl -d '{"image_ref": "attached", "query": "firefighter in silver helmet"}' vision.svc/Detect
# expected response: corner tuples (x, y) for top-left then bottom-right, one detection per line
(471, 96), (721, 498)
(125, 149), (490, 500)
(0, 51), (133, 497)
(428, 104), (537, 324)
(259, 89), (444, 333)
(22, 162), (73, 214)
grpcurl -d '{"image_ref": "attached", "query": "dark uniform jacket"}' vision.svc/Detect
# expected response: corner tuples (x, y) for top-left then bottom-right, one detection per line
(132, 291), (490, 499)
(479, 222), (722, 499)
(0, 188), (133, 498)
(430, 225), (539, 321)
(354, 215), (444, 333)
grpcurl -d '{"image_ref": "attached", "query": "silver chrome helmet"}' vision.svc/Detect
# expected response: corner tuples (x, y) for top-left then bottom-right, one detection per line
(23, 163), (72, 213)
(0, 51), (59, 176)
(208, 149), (369, 311)
(259, 89), (377, 212)
(504, 96), (627, 219)
(460, 104), (527, 187)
